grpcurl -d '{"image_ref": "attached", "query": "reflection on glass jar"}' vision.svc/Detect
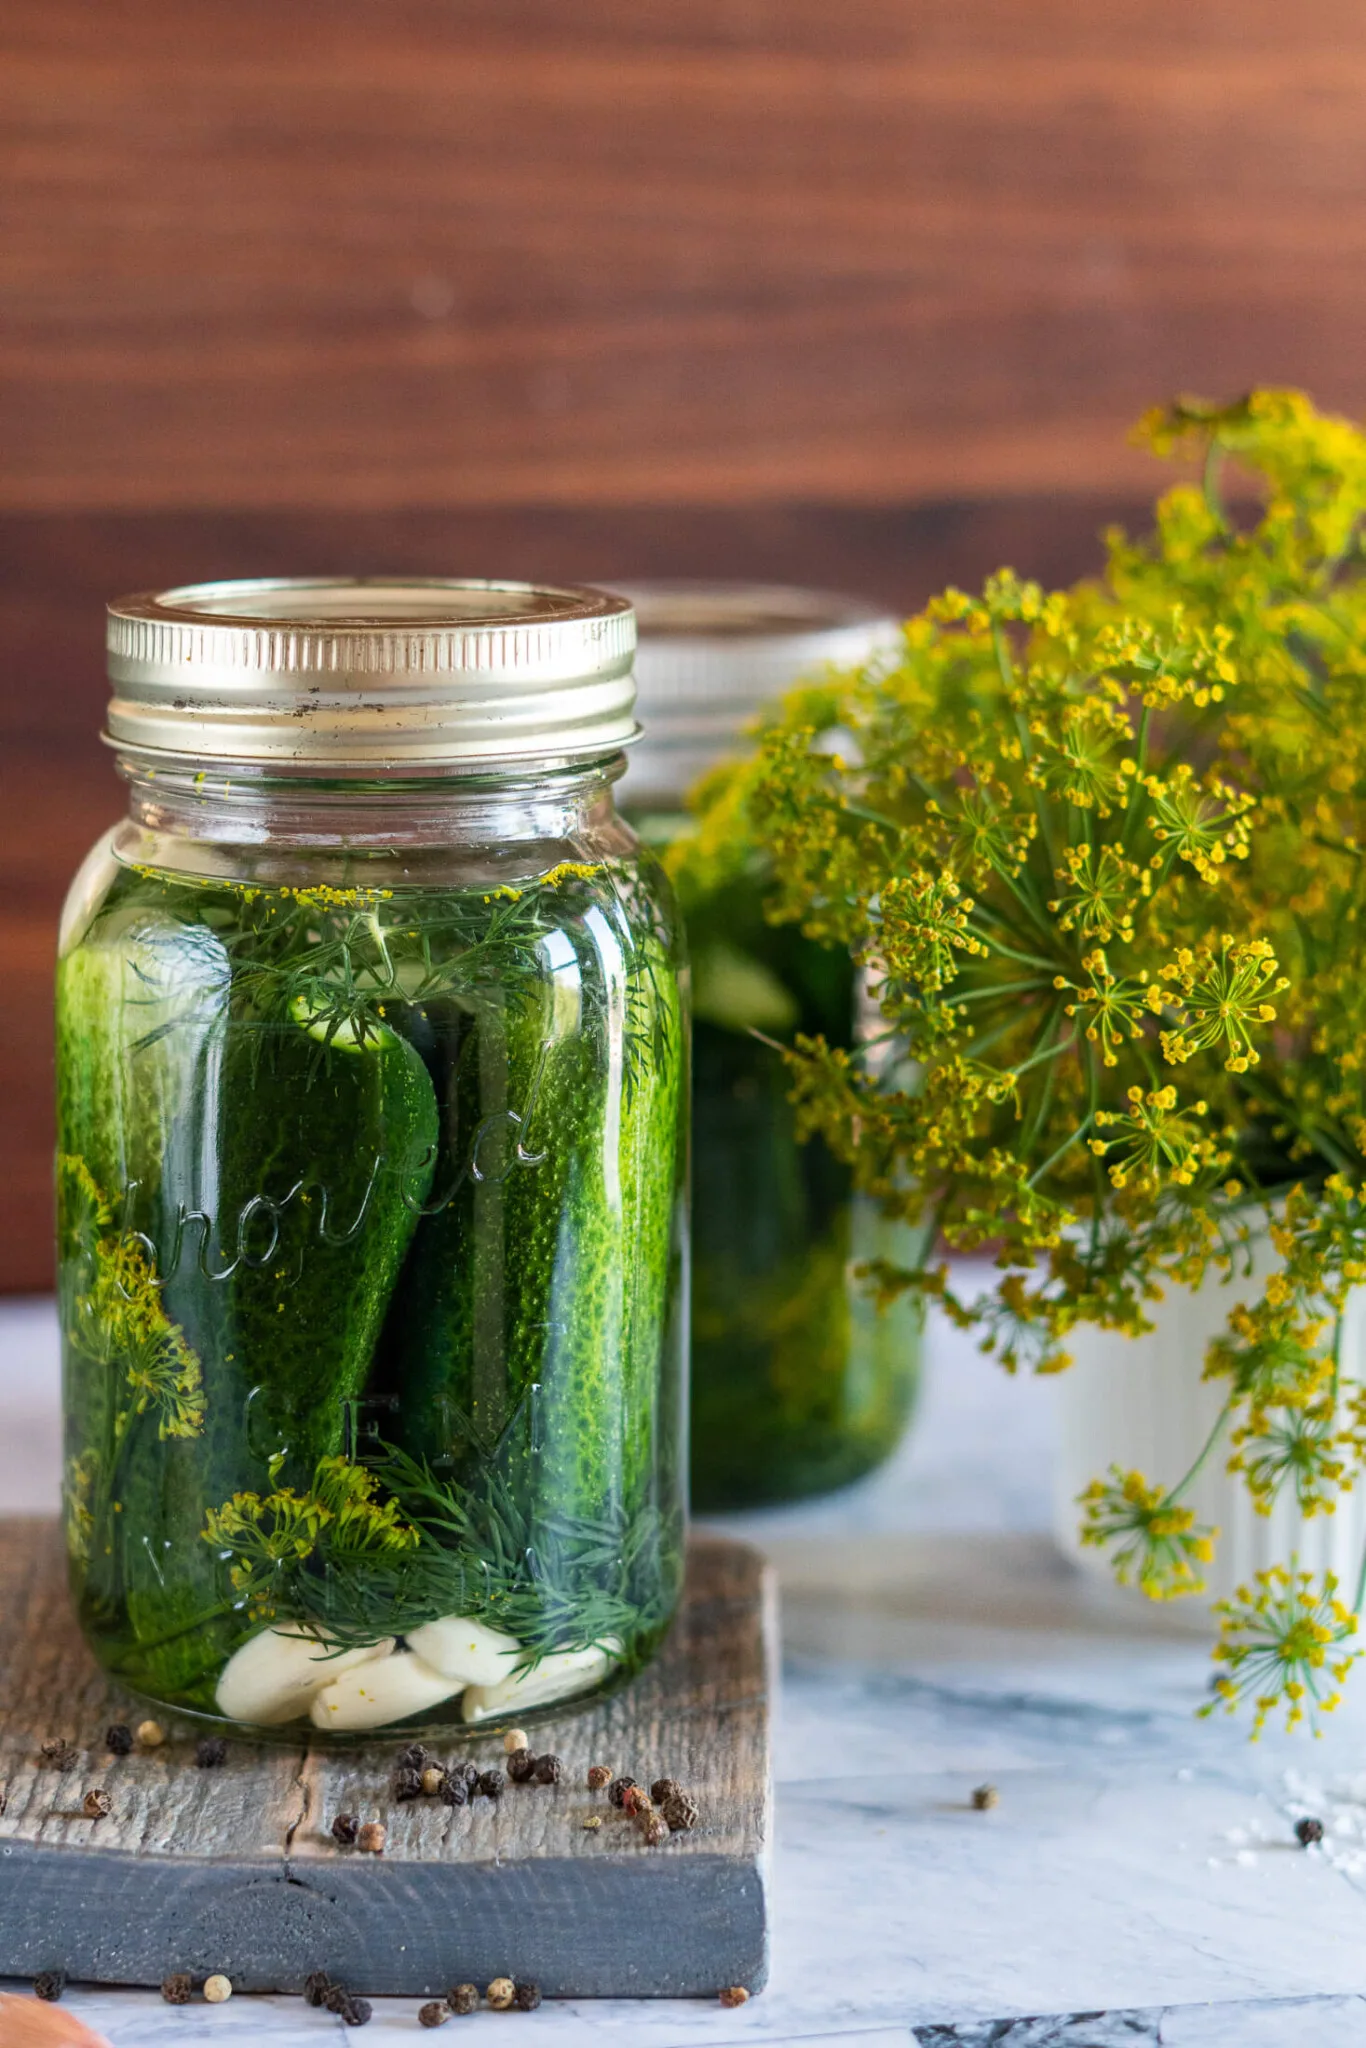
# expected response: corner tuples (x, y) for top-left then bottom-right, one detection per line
(57, 579), (687, 1733)
(622, 583), (923, 1511)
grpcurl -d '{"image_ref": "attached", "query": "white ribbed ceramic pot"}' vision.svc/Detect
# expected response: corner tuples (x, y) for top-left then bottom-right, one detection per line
(1053, 1237), (1366, 1608)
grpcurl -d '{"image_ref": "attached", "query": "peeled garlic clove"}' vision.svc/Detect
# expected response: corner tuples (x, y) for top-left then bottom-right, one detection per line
(406, 1613), (523, 1685)
(310, 1649), (462, 1731)
(216, 1627), (395, 1726)
(461, 1640), (621, 1724)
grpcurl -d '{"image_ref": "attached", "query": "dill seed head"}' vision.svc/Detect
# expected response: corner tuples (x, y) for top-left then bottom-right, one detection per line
(640, 1811), (670, 1846)
(534, 1753), (563, 1785)
(971, 1784), (1000, 1811)
(719, 1986), (749, 2008)
(440, 1772), (469, 1808)
(476, 1769), (504, 1800)
(607, 1775), (636, 1808)
(357, 1820), (387, 1854)
(136, 1719), (165, 1748)
(447, 1983), (478, 2015)
(161, 1973), (193, 2004)
(82, 1787), (112, 1819)
(195, 1736), (228, 1769)
(393, 1767), (425, 1803)
(304, 1970), (334, 2005)
(503, 1729), (529, 1754)
(662, 1791), (699, 1832)
(506, 1749), (537, 1785)
(203, 1974), (233, 2003)
(419, 1999), (449, 2027)
(331, 1813), (360, 1845)
(586, 1764), (612, 1791)
(421, 1766), (448, 1797)
(397, 1743), (430, 1771)
(485, 1977), (516, 2010)
(514, 1982), (542, 2011)
(33, 1971), (65, 2002)
(1296, 1815), (1326, 1846)
(105, 1723), (134, 1757)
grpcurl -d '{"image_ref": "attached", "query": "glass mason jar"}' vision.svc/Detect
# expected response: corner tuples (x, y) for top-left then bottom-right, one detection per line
(620, 583), (924, 1511)
(56, 579), (688, 1737)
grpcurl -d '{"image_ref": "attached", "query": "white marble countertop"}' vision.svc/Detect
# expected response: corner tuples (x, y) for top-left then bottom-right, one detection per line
(4, 1283), (1366, 2046)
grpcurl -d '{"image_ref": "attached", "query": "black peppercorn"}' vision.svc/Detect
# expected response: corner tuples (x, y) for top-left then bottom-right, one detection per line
(650, 1777), (680, 1805)
(324, 1985), (352, 2013)
(607, 1775), (636, 1808)
(33, 1971), (65, 2001)
(343, 1995), (373, 2026)
(39, 1738), (76, 1770)
(106, 1723), (134, 1757)
(161, 1972), (193, 2004)
(506, 1749), (537, 1784)
(331, 1813), (360, 1846)
(397, 1743), (430, 1771)
(419, 2000), (449, 2027)
(393, 1766), (425, 1802)
(440, 1771), (469, 1807)
(476, 1768), (504, 1800)
(662, 1790), (700, 1833)
(461, 1761), (480, 1789)
(513, 1981), (542, 2011)
(1296, 1816), (1326, 1846)
(447, 1982), (478, 2015)
(534, 1753), (563, 1785)
(195, 1736), (228, 1769)
(304, 1969), (334, 2006)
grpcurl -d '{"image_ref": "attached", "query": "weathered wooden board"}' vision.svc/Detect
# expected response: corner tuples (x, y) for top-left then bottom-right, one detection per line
(0, 1521), (773, 1998)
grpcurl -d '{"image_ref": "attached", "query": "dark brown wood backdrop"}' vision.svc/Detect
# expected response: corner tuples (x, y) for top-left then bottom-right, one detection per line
(5, 0), (1366, 1290)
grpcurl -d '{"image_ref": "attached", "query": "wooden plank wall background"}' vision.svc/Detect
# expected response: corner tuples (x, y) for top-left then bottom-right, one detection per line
(4, 0), (1366, 1290)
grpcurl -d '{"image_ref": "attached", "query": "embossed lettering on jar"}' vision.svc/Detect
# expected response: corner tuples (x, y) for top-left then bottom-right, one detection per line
(57, 579), (688, 1734)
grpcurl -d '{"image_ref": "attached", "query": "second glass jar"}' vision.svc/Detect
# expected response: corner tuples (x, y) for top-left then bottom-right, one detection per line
(621, 583), (925, 1511)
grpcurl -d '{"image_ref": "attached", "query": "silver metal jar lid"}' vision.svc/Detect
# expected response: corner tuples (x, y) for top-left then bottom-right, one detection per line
(618, 581), (900, 804)
(105, 577), (638, 771)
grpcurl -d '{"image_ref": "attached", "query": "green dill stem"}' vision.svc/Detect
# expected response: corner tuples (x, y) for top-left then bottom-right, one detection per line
(1028, 1110), (1093, 1190)
(1018, 1001), (1067, 1157)
(1119, 705), (1152, 854)
(964, 913), (1058, 974)
(1165, 1394), (1235, 1508)
(948, 977), (1053, 1008)
(1201, 437), (1230, 531)
(1008, 1028), (1076, 1081)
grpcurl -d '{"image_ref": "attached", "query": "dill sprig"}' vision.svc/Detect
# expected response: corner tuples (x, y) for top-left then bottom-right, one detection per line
(676, 387), (1366, 1725)
(203, 1442), (674, 1666)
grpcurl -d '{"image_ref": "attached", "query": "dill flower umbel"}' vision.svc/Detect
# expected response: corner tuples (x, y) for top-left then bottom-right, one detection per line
(675, 389), (1366, 1725)
(1203, 1566), (1361, 1737)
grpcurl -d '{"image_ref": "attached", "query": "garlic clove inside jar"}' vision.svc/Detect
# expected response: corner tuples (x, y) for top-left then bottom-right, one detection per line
(215, 1627), (396, 1726)
(405, 1613), (523, 1685)
(461, 1640), (621, 1723)
(309, 1648), (462, 1731)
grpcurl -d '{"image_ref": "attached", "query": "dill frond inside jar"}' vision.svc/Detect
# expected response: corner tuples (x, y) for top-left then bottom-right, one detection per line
(621, 584), (924, 1509)
(57, 579), (687, 1733)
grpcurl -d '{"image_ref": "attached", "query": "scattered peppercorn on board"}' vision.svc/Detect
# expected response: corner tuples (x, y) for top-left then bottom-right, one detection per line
(0, 1520), (773, 1999)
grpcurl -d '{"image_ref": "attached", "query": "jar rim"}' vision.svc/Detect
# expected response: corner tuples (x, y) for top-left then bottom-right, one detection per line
(106, 576), (639, 771)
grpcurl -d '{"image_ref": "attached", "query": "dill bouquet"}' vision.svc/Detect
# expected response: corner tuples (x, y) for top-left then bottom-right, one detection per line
(680, 390), (1366, 1734)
